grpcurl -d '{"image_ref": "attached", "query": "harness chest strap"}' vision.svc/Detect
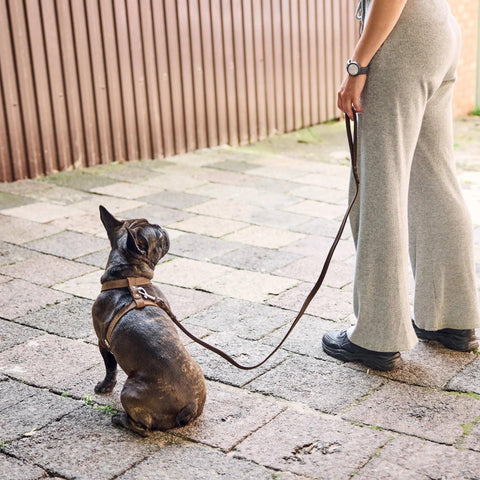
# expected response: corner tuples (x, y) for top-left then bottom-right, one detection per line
(101, 277), (158, 349)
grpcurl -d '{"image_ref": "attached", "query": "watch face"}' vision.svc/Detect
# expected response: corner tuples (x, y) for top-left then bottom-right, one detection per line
(347, 62), (360, 76)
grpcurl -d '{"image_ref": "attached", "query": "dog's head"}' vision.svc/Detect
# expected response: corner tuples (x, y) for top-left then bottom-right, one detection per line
(99, 206), (170, 269)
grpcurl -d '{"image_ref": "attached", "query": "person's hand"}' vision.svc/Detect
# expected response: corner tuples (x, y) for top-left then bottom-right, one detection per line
(337, 74), (367, 120)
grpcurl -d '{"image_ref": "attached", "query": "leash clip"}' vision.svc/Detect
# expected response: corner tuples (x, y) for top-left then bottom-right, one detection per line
(136, 287), (156, 301)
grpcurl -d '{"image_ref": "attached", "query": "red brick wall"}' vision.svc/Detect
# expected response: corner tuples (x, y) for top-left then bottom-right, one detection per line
(448, 0), (479, 116)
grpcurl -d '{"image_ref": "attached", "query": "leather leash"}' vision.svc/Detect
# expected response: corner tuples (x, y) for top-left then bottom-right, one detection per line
(100, 113), (359, 369)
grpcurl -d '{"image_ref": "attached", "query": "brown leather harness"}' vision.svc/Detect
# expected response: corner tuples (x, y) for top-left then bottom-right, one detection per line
(100, 277), (159, 349)
(99, 114), (359, 370)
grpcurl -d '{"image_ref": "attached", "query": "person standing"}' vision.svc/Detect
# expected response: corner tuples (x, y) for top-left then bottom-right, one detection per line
(322, 0), (480, 371)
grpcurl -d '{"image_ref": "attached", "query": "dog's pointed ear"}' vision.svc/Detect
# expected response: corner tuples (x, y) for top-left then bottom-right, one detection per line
(126, 227), (146, 255)
(99, 206), (123, 245)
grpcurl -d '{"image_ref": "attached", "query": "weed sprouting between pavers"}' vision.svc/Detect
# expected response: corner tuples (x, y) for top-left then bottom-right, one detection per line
(445, 390), (480, 401)
(82, 394), (118, 415)
(460, 414), (480, 437)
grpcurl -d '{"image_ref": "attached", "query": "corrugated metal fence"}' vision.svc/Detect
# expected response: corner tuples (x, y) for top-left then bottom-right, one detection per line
(0, 0), (358, 182)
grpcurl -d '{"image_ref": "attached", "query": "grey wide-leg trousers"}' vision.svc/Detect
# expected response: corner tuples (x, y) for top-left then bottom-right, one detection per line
(347, 0), (480, 352)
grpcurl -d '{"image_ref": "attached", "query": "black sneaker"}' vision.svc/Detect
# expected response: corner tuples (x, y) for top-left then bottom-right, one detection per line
(412, 321), (478, 352)
(322, 330), (402, 371)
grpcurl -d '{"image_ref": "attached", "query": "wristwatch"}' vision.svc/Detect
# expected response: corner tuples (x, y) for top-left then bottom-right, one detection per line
(346, 59), (369, 76)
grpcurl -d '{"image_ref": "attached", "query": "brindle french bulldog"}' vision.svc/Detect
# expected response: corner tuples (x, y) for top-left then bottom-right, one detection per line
(92, 206), (206, 436)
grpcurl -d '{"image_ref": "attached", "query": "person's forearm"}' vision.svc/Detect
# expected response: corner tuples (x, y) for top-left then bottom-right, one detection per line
(351, 0), (408, 66)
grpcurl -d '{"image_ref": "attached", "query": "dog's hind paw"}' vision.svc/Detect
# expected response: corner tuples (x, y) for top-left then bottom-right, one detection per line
(176, 402), (198, 427)
(112, 413), (150, 437)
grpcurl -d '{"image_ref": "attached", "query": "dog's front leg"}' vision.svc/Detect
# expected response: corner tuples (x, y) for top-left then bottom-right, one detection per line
(94, 345), (118, 393)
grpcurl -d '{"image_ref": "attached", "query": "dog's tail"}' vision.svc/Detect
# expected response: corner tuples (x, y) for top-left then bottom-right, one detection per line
(176, 402), (198, 427)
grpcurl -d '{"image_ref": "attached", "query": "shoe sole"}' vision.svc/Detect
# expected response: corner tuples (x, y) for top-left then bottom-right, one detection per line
(415, 330), (479, 352)
(322, 339), (402, 371)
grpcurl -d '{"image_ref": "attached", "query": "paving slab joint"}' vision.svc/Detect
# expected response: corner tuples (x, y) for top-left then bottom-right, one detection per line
(456, 414), (480, 449)
(338, 379), (387, 415)
(239, 355), (292, 389)
(444, 352), (480, 387)
(225, 406), (289, 454)
(444, 390), (480, 401)
(0, 443), (55, 479)
(351, 435), (396, 477)
(109, 452), (159, 480)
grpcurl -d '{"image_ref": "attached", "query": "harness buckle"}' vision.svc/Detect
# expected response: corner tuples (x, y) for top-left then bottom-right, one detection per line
(137, 287), (156, 302)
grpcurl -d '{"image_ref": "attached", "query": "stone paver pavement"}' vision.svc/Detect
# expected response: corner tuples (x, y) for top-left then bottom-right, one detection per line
(0, 117), (479, 479)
